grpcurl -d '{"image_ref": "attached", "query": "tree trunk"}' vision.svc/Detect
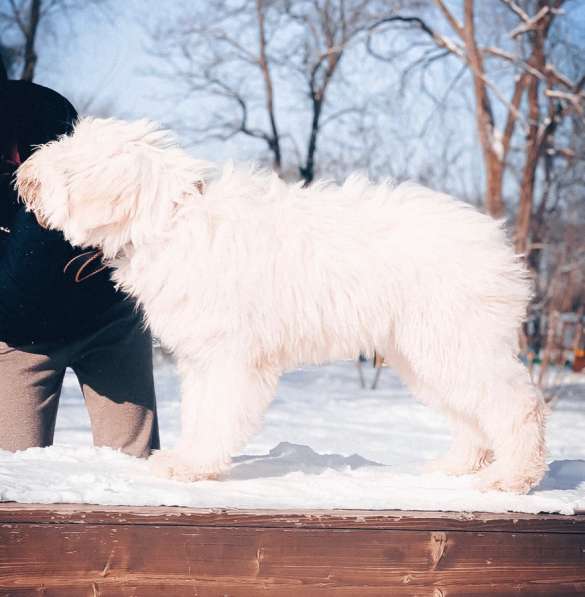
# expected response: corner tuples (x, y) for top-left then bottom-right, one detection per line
(514, 0), (563, 256)
(515, 69), (541, 256)
(300, 95), (323, 185)
(21, 0), (41, 82)
(461, 0), (504, 218)
(485, 157), (505, 218)
(255, 0), (282, 173)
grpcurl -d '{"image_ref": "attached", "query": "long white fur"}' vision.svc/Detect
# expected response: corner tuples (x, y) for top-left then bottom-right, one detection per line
(16, 117), (547, 493)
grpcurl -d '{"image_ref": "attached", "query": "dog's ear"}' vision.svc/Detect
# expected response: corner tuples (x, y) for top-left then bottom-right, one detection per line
(94, 149), (163, 253)
(87, 139), (212, 253)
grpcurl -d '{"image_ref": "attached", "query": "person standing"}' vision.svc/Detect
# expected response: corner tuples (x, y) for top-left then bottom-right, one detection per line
(0, 58), (159, 456)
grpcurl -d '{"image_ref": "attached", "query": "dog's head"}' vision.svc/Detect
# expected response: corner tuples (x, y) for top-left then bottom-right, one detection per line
(16, 117), (212, 257)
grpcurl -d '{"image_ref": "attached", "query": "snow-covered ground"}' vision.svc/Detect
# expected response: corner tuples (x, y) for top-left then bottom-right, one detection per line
(1, 354), (584, 514)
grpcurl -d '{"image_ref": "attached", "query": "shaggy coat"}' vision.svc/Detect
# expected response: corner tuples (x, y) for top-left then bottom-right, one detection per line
(16, 118), (547, 493)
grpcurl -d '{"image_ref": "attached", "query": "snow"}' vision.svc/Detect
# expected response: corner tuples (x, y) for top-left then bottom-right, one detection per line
(1, 355), (585, 514)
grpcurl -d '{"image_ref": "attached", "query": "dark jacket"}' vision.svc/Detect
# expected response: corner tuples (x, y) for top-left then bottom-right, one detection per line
(0, 80), (126, 345)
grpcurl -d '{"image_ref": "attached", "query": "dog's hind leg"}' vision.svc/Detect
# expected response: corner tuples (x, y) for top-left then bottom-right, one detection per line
(384, 346), (492, 476)
(150, 353), (279, 481)
(425, 348), (546, 492)
(420, 365), (544, 491)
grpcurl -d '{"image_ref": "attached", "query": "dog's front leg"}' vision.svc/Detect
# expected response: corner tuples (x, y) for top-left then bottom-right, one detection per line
(150, 354), (279, 481)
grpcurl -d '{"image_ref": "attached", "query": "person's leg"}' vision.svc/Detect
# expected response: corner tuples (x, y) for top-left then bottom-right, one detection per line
(0, 341), (65, 451)
(70, 303), (159, 458)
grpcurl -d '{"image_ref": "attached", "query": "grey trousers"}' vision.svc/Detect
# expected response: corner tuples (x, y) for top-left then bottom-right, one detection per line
(0, 300), (159, 457)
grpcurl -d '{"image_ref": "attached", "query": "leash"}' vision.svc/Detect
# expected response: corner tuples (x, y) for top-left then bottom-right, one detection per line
(63, 250), (108, 283)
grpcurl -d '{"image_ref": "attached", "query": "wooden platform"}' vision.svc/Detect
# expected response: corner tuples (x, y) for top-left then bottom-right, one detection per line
(1, 504), (584, 596)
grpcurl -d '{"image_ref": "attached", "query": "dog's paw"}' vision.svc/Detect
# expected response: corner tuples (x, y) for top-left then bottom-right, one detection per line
(149, 449), (225, 482)
(474, 463), (544, 494)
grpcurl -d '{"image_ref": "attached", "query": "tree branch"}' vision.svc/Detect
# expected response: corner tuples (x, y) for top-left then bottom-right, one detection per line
(499, 0), (530, 22)
(21, 0), (41, 81)
(255, 0), (282, 170)
(434, 0), (465, 39)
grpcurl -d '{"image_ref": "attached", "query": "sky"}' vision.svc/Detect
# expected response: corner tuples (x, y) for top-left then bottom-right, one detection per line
(38, 4), (160, 118)
(35, 1), (253, 163)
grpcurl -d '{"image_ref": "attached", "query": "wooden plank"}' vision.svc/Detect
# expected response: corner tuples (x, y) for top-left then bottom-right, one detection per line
(1, 505), (585, 596)
(1, 503), (584, 533)
(1, 505), (585, 595)
(2, 524), (584, 584)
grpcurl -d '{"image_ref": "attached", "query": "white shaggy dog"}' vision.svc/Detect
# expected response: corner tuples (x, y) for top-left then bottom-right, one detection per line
(16, 117), (547, 493)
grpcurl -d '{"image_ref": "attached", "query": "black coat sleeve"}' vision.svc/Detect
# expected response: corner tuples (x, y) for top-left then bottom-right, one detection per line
(0, 166), (19, 230)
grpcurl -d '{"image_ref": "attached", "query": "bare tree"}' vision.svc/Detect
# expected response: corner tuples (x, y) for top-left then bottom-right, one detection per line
(368, 0), (585, 235)
(1, 0), (40, 80)
(149, 1), (286, 174)
(148, 0), (407, 183)
(283, 0), (395, 183)
(0, 0), (109, 82)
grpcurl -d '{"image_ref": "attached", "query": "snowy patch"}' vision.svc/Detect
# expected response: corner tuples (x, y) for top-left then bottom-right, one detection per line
(1, 360), (584, 514)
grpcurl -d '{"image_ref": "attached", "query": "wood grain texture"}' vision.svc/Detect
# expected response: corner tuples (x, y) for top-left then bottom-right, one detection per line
(1, 503), (584, 532)
(0, 504), (584, 596)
